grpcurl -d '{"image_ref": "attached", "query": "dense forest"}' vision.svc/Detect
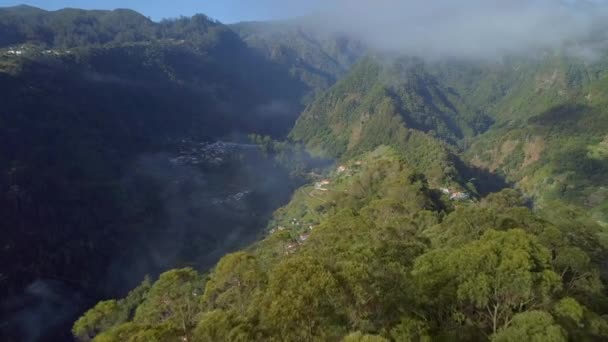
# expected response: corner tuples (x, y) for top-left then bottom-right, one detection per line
(0, 6), (358, 341)
(0, 4), (607, 342)
(73, 147), (608, 341)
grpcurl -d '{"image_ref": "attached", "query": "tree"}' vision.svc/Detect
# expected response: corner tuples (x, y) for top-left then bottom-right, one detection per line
(553, 297), (584, 325)
(133, 268), (204, 341)
(259, 256), (348, 341)
(482, 189), (526, 209)
(93, 322), (176, 342)
(413, 229), (562, 334)
(193, 310), (255, 342)
(202, 252), (265, 312)
(72, 277), (151, 341)
(73, 300), (123, 341)
(491, 311), (566, 342)
(342, 332), (389, 342)
(389, 317), (432, 342)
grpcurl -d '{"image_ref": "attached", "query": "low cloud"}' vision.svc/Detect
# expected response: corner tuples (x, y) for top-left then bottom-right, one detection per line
(297, 0), (608, 60)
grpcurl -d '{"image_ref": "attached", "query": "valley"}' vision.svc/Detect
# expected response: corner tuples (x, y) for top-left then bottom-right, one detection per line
(0, 3), (607, 342)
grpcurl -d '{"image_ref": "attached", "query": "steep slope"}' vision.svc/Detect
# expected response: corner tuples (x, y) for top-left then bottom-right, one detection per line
(231, 19), (365, 103)
(0, 9), (328, 341)
(2, 5), (608, 341)
(290, 56), (496, 187)
(445, 54), (608, 226)
(0, 5), (157, 48)
(74, 147), (608, 341)
(291, 52), (608, 226)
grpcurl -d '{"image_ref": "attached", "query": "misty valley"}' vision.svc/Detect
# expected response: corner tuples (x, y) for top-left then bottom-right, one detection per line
(2, 137), (309, 340)
(2, 2), (608, 342)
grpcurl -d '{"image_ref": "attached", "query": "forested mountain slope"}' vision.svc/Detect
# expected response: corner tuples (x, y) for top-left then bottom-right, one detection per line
(75, 147), (608, 341)
(0, 6), (356, 341)
(232, 20), (365, 102)
(1, 4), (608, 342)
(291, 52), (608, 227)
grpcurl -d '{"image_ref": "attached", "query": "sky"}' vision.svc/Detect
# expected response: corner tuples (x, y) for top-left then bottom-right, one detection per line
(0, 0), (324, 23)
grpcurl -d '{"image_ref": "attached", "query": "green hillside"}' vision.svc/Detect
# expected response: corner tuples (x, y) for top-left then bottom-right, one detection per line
(231, 20), (365, 103)
(1, 4), (608, 342)
(69, 44), (608, 341)
(0, 9), (326, 340)
(291, 52), (608, 226)
(464, 58), (608, 227)
(74, 147), (608, 341)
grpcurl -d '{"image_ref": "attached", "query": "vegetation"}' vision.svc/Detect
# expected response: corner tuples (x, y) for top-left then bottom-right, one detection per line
(292, 53), (608, 225)
(0, 7), (342, 340)
(75, 147), (608, 341)
(0, 4), (607, 342)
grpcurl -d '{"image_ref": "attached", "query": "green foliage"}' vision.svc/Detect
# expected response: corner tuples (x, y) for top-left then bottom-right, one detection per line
(342, 332), (389, 342)
(389, 318), (432, 342)
(4, 7), (608, 341)
(93, 322), (177, 342)
(232, 20), (364, 103)
(0, 6), (330, 317)
(413, 229), (562, 334)
(553, 297), (584, 324)
(73, 278), (151, 341)
(491, 311), (566, 342)
(133, 268), (204, 338)
(73, 300), (122, 342)
(0, 5), (228, 49)
(202, 252), (265, 311)
(193, 310), (254, 342)
(259, 256), (348, 341)
(77, 146), (608, 341)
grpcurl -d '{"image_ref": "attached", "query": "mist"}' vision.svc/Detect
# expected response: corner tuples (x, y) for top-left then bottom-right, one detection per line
(1, 280), (85, 342)
(100, 139), (310, 295)
(292, 0), (608, 60)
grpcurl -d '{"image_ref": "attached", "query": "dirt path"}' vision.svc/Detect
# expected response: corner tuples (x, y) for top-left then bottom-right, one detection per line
(306, 189), (327, 203)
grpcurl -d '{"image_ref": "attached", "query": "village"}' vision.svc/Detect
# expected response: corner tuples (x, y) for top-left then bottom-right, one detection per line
(439, 187), (471, 201)
(1, 38), (190, 59)
(268, 224), (314, 255)
(169, 139), (257, 167)
(211, 190), (252, 206)
(269, 162), (472, 255)
(1, 45), (75, 58)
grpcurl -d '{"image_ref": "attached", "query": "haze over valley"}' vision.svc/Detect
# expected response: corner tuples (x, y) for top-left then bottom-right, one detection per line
(0, 1), (608, 341)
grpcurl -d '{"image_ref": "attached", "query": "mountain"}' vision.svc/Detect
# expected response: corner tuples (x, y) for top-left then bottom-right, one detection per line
(73, 147), (608, 341)
(231, 20), (365, 102)
(0, 5), (156, 48)
(0, 7), (351, 341)
(1, 4), (608, 342)
(291, 52), (608, 227)
(73, 43), (608, 338)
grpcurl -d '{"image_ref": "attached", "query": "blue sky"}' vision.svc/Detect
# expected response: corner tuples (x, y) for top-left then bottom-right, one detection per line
(0, 1), (322, 23)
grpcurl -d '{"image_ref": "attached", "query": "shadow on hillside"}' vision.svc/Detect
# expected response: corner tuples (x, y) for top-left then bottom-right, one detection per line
(527, 104), (591, 127)
(455, 158), (511, 197)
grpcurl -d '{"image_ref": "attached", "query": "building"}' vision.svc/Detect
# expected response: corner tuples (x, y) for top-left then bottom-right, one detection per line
(450, 192), (470, 201)
(285, 243), (298, 255)
(314, 180), (330, 191)
(298, 233), (310, 243)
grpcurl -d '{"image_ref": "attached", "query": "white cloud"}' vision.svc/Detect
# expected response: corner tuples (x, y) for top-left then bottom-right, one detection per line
(294, 0), (608, 59)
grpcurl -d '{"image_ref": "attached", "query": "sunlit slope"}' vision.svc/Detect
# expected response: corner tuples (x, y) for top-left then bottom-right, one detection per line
(466, 55), (608, 226)
(75, 146), (608, 341)
(291, 52), (608, 225)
